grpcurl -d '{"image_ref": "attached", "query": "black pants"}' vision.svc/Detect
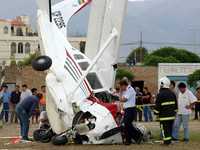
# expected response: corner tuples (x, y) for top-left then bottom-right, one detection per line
(195, 103), (200, 119)
(123, 107), (141, 143)
(160, 120), (174, 145)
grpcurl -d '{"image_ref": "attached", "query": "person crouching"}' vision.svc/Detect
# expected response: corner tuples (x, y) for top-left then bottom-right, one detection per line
(16, 88), (42, 141)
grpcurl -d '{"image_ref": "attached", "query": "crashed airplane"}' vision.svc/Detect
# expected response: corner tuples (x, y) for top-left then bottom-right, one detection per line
(32, 0), (150, 145)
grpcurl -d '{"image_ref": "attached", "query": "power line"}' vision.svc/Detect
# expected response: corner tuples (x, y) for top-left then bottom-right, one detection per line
(121, 41), (200, 47)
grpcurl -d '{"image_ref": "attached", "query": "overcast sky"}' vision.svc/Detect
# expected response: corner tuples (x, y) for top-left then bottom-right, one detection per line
(1, 0), (200, 61)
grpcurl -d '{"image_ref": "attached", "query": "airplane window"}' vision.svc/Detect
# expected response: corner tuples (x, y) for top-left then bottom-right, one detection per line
(74, 54), (84, 60)
(78, 62), (89, 71)
(86, 73), (103, 90)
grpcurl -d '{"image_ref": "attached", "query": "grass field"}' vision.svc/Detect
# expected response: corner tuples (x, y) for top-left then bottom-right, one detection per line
(0, 121), (200, 150)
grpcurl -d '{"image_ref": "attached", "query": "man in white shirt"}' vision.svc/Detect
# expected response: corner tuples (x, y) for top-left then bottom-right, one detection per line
(119, 78), (142, 145)
(172, 82), (197, 142)
(20, 84), (32, 101)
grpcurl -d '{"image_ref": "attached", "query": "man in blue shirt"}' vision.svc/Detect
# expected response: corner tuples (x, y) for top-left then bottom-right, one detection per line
(119, 79), (142, 145)
(16, 88), (42, 141)
(0, 85), (11, 123)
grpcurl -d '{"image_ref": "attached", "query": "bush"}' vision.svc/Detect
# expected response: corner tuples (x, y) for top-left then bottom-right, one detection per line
(188, 69), (200, 88)
(17, 52), (41, 66)
(116, 68), (134, 81)
(144, 55), (180, 66)
(143, 47), (200, 66)
(127, 47), (148, 65)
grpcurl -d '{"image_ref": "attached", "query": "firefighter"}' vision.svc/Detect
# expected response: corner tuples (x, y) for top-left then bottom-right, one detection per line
(154, 77), (177, 145)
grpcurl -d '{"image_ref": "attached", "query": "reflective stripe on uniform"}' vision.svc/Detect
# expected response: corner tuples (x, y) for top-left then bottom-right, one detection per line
(161, 101), (175, 106)
(136, 106), (143, 111)
(153, 109), (159, 114)
(159, 116), (175, 121)
(163, 137), (172, 141)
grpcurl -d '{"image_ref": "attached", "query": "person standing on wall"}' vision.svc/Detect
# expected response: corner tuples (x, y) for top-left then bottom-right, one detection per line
(10, 85), (21, 123)
(154, 77), (177, 145)
(172, 82), (197, 143)
(119, 78), (142, 145)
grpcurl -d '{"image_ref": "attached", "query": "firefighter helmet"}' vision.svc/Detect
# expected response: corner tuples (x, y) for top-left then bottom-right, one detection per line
(159, 77), (170, 88)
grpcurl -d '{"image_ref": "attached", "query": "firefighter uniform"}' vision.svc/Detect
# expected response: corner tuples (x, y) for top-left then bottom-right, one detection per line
(154, 88), (177, 145)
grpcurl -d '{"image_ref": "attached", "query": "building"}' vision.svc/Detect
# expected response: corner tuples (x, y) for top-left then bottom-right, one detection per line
(0, 15), (87, 66)
(0, 16), (39, 66)
(158, 63), (200, 91)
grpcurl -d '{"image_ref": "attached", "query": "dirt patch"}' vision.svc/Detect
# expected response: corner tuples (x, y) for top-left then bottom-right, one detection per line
(0, 121), (200, 150)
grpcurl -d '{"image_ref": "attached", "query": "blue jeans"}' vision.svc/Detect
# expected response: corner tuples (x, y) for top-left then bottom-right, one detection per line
(143, 106), (153, 122)
(16, 105), (30, 140)
(172, 114), (190, 140)
(0, 103), (9, 122)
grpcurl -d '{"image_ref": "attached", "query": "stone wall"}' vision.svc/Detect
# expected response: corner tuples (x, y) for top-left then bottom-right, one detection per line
(130, 66), (158, 94)
(4, 65), (46, 91)
(4, 65), (159, 94)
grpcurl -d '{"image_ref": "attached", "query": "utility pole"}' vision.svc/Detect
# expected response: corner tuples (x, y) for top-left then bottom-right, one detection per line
(139, 31), (143, 48)
(138, 31), (143, 63)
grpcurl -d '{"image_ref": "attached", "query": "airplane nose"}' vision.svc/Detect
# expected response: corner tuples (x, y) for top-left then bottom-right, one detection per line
(32, 55), (52, 71)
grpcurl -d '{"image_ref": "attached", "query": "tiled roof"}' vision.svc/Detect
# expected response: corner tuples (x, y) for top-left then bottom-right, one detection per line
(0, 17), (25, 26)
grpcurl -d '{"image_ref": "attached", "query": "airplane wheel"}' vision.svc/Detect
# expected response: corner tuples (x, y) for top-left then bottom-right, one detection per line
(52, 135), (68, 145)
(33, 129), (54, 143)
(32, 55), (52, 71)
(74, 134), (89, 144)
(33, 129), (47, 141)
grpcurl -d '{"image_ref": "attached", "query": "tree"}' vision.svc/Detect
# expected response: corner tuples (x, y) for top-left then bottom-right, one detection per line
(17, 52), (41, 66)
(144, 55), (180, 66)
(144, 47), (200, 66)
(127, 47), (148, 65)
(188, 69), (200, 88)
(116, 68), (134, 81)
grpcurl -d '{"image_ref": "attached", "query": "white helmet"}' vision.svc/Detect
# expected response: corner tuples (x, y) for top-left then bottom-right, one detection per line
(159, 77), (170, 88)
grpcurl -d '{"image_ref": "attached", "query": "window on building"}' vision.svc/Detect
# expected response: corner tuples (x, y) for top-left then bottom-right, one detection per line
(80, 41), (86, 54)
(18, 43), (23, 54)
(38, 44), (40, 51)
(16, 27), (23, 36)
(11, 26), (14, 35)
(3, 26), (8, 34)
(86, 72), (103, 90)
(25, 43), (31, 54)
(11, 42), (17, 56)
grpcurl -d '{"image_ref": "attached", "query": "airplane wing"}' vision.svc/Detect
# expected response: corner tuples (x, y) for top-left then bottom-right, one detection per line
(85, 0), (127, 90)
(52, 0), (91, 36)
(37, 0), (92, 106)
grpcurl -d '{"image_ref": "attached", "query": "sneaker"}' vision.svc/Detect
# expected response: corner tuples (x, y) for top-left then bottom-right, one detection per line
(183, 139), (189, 143)
(136, 134), (143, 144)
(172, 137), (179, 143)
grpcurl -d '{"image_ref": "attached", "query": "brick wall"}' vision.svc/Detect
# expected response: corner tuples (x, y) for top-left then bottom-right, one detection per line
(130, 66), (158, 94)
(4, 65), (158, 94)
(4, 65), (46, 91)
(118, 65), (158, 94)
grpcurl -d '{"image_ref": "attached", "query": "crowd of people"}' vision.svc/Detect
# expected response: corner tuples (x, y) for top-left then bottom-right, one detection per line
(0, 84), (46, 125)
(0, 78), (200, 145)
(113, 77), (200, 145)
